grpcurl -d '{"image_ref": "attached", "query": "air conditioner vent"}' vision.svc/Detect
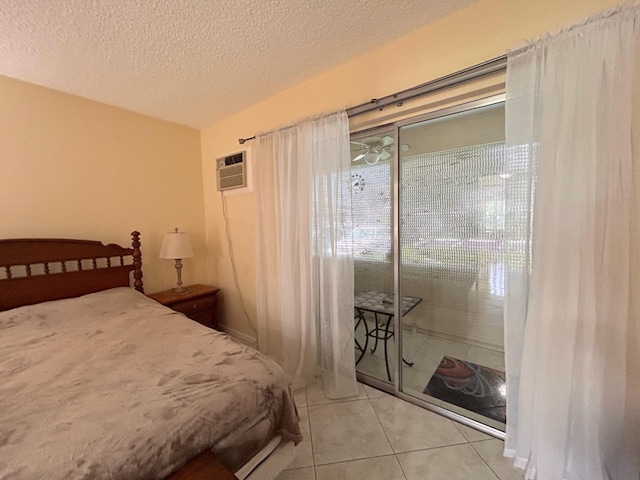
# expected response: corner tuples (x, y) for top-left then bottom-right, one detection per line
(216, 151), (247, 191)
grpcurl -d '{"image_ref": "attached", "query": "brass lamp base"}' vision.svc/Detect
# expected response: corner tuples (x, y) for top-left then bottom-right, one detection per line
(173, 258), (186, 293)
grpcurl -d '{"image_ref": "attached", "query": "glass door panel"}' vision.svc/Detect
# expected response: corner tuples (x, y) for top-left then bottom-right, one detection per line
(398, 101), (507, 430)
(351, 128), (396, 384)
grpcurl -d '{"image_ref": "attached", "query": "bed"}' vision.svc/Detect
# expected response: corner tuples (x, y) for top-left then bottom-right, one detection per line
(0, 232), (301, 480)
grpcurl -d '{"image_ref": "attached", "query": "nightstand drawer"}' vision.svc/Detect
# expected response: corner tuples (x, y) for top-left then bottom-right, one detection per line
(189, 310), (216, 328)
(170, 295), (216, 316)
(148, 284), (220, 330)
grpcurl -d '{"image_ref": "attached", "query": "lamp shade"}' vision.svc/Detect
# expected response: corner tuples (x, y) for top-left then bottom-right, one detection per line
(159, 230), (194, 259)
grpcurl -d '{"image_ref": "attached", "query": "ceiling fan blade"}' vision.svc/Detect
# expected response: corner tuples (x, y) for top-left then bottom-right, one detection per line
(380, 136), (393, 147)
(379, 150), (391, 160)
(352, 142), (370, 162)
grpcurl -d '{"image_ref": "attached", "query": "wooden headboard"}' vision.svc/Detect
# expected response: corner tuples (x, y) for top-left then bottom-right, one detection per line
(0, 231), (143, 312)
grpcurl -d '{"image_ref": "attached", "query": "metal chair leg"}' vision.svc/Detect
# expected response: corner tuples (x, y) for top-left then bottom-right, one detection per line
(370, 312), (380, 354)
(354, 310), (369, 365)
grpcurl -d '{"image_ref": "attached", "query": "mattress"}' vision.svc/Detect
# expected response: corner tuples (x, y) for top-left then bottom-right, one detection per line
(0, 288), (301, 479)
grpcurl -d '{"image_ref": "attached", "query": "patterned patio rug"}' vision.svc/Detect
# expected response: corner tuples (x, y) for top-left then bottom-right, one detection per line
(423, 356), (506, 423)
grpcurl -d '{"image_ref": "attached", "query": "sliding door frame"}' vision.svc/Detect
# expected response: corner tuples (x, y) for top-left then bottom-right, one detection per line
(355, 93), (507, 440)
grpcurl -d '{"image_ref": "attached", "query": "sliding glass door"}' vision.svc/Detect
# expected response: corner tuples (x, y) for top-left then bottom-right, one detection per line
(351, 127), (396, 384)
(398, 99), (507, 431)
(353, 96), (508, 434)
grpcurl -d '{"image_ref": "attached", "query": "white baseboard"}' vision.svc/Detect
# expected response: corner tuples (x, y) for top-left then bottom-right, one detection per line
(218, 324), (258, 349)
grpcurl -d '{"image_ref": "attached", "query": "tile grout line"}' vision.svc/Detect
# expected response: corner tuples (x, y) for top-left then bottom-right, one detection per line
(452, 421), (471, 442)
(305, 386), (370, 409)
(311, 388), (391, 470)
(313, 453), (402, 468)
(393, 439), (472, 455)
(290, 385), (314, 478)
(305, 397), (366, 407)
(307, 385), (374, 477)
(299, 383), (507, 480)
(395, 454), (410, 480)
(469, 439), (502, 480)
(365, 395), (409, 479)
(367, 395), (396, 453)
(363, 382), (489, 475)
(402, 330), (430, 363)
(305, 389), (317, 479)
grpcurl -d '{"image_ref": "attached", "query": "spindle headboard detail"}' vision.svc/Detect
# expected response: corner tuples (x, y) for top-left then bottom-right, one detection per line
(0, 231), (143, 312)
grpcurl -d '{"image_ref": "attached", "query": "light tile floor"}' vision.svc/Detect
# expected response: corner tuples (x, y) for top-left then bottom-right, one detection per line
(277, 380), (524, 480)
(355, 323), (507, 430)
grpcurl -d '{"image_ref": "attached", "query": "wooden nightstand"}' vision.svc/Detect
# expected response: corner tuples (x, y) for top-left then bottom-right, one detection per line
(148, 284), (221, 330)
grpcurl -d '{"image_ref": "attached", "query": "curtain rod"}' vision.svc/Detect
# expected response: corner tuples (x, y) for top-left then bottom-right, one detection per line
(237, 55), (507, 145)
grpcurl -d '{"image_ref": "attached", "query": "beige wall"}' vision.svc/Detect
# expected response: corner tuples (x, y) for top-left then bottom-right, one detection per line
(0, 75), (207, 294)
(200, 0), (621, 337)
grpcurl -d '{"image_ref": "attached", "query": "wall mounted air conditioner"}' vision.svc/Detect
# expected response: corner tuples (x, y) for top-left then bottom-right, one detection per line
(216, 151), (247, 192)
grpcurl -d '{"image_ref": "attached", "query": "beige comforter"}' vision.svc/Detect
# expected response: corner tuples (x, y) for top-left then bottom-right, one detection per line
(0, 288), (301, 479)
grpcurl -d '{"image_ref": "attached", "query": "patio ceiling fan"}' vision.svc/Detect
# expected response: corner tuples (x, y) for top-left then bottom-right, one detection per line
(351, 135), (394, 165)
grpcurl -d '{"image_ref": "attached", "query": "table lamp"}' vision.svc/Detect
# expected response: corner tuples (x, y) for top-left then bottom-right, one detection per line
(159, 228), (194, 293)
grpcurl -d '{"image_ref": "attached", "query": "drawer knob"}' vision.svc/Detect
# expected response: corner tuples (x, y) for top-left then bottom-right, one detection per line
(193, 304), (198, 309)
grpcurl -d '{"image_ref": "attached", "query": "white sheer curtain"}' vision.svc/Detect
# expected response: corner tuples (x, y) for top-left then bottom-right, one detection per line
(254, 110), (358, 398)
(504, 5), (640, 480)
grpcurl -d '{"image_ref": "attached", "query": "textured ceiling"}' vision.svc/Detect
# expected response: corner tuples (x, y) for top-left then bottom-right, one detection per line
(0, 0), (477, 128)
